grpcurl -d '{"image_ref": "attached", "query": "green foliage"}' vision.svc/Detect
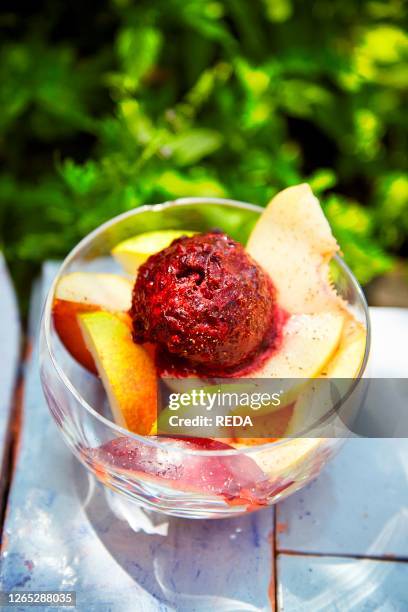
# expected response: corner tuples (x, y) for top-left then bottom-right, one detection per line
(0, 0), (407, 307)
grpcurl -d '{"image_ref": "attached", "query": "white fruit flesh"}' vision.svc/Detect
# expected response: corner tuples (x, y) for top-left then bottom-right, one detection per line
(247, 184), (346, 315)
(321, 315), (367, 378)
(284, 316), (367, 436)
(55, 272), (132, 311)
(248, 438), (325, 477)
(247, 312), (344, 379)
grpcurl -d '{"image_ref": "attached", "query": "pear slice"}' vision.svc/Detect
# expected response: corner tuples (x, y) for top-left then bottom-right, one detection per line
(234, 318), (366, 455)
(321, 315), (367, 378)
(112, 229), (196, 275)
(150, 381), (259, 439)
(285, 315), (367, 437)
(248, 312), (344, 379)
(229, 311), (344, 421)
(53, 272), (133, 372)
(162, 310), (344, 409)
(232, 438), (326, 481)
(79, 311), (157, 435)
(162, 312), (344, 429)
(247, 184), (345, 315)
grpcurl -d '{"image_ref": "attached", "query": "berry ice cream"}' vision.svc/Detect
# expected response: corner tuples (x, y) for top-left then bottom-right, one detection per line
(131, 231), (276, 371)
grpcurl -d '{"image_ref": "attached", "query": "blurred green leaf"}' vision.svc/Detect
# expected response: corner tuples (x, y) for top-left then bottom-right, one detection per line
(324, 194), (395, 284)
(308, 169), (337, 194)
(113, 26), (162, 92)
(0, 0), (406, 308)
(375, 173), (408, 249)
(165, 129), (223, 165)
(263, 0), (293, 22)
(155, 169), (228, 198)
(60, 160), (99, 195)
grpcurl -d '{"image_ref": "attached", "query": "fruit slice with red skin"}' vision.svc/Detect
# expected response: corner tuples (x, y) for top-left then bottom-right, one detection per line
(90, 435), (273, 504)
(79, 311), (157, 435)
(53, 300), (100, 373)
(53, 272), (132, 373)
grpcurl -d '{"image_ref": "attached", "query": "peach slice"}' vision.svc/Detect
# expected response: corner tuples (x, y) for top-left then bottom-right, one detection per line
(231, 437), (327, 482)
(79, 311), (157, 435)
(232, 314), (344, 442)
(247, 184), (346, 315)
(53, 272), (132, 373)
(236, 319), (366, 448)
(249, 312), (344, 379)
(228, 311), (344, 423)
(321, 315), (367, 378)
(284, 315), (368, 437)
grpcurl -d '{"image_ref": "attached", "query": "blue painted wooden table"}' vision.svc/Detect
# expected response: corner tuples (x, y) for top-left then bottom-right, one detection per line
(0, 262), (407, 611)
(0, 254), (20, 510)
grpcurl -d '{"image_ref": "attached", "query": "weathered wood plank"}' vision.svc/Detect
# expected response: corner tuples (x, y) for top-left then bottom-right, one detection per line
(3, 262), (408, 611)
(0, 262), (275, 611)
(0, 253), (20, 512)
(276, 308), (408, 559)
(277, 553), (408, 611)
(276, 438), (408, 559)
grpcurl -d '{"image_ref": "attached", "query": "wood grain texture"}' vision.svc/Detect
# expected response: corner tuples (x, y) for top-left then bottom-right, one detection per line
(276, 438), (408, 560)
(276, 309), (408, 560)
(0, 253), (20, 510)
(277, 554), (408, 611)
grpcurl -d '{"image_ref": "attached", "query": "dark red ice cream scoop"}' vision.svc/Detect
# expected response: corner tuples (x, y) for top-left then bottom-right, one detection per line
(131, 231), (275, 371)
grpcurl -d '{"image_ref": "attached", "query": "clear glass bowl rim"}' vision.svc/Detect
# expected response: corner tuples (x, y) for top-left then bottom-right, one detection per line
(41, 196), (371, 456)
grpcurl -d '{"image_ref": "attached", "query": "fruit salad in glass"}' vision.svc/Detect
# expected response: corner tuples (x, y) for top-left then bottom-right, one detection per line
(40, 185), (370, 518)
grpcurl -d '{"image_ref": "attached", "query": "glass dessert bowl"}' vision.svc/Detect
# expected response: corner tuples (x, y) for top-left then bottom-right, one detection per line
(40, 187), (370, 519)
